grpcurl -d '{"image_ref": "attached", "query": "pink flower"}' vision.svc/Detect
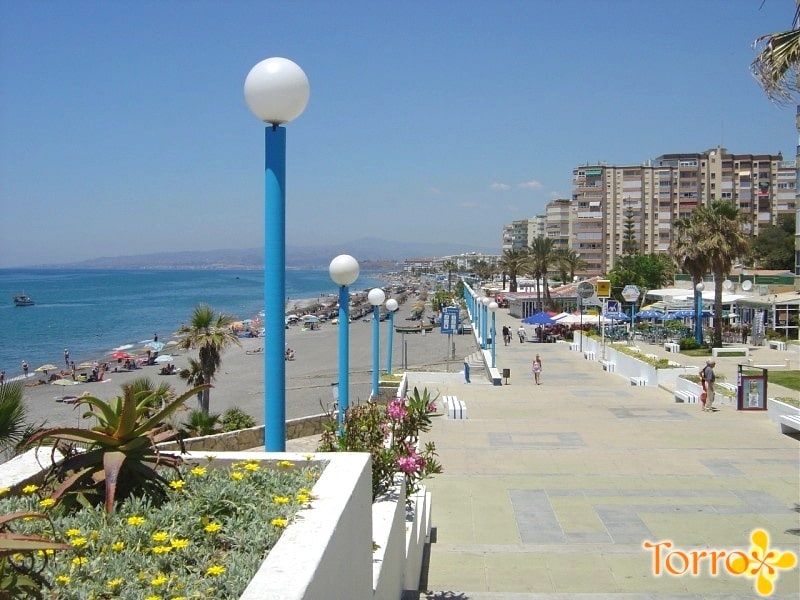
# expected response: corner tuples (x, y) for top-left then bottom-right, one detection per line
(427, 402), (437, 413)
(387, 399), (408, 421)
(397, 456), (418, 473)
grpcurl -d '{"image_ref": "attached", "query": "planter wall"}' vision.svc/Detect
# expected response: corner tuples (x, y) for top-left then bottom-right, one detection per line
(766, 397), (800, 433)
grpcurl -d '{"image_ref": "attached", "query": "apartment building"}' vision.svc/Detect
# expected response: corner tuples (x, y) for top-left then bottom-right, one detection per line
(545, 198), (572, 251)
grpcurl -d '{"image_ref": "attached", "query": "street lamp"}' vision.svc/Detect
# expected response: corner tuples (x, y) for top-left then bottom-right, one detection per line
(368, 288), (386, 399)
(481, 297), (491, 349)
(244, 57), (310, 452)
(329, 255), (360, 429)
(695, 282), (705, 346)
(489, 301), (498, 368)
(385, 298), (399, 374)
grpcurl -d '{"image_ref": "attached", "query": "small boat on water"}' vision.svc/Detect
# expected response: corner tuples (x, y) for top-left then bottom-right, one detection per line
(13, 294), (35, 306)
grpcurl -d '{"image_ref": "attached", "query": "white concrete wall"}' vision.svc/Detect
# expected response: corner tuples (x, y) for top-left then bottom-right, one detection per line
(373, 477), (407, 599)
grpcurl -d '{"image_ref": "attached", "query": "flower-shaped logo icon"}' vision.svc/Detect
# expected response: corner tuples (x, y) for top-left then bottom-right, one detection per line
(728, 529), (797, 596)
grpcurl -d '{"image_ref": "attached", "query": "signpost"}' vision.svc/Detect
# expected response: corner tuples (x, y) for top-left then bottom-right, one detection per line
(621, 285), (641, 326)
(596, 279), (611, 359)
(576, 281), (595, 352)
(441, 306), (460, 371)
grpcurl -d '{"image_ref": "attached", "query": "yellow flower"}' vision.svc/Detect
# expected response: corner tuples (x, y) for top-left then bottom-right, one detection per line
(151, 574), (168, 586)
(205, 565), (226, 577)
(151, 531), (169, 542)
(107, 578), (124, 589)
(55, 575), (71, 585)
(127, 516), (146, 526)
(296, 493), (310, 504)
(21, 484), (39, 494)
(70, 537), (88, 548)
(190, 466), (207, 476)
(169, 479), (185, 490)
(231, 471), (244, 480)
(170, 538), (189, 549)
(299, 487), (311, 495)
(71, 556), (87, 566)
(90, 530), (99, 540)
(38, 498), (56, 508)
(65, 528), (81, 538)
(152, 545), (173, 554)
(203, 522), (221, 534)
(272, 495), (290, 504)
(111, 541), (125, 552)
(36, 549), (55, 557)
(303, 453), (314, 460)
(0, 487), (10, 495)
(271, 518), (288, 528)
(145, 596), (162, 600)
(243, 462), (260, 471)
(277, 460), (294, 468)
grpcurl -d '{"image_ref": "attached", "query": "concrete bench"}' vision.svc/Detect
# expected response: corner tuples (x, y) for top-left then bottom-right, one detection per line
(712, 347), (748, 357)
(630, 376), (647, 386)
(443, 395), (467, 420)
(778, 414), (800, 434)
(664, 342), (681, 353)
(675, 390), (698, 404)
(768, 340), (787, 351)
(584, 350), (596, 361)
(488, 367), (502, 387)
(600, 360), (615, 373)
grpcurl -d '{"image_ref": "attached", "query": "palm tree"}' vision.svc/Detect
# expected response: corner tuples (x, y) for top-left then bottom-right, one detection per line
(526, 237), (556, 311)
(497, 249), (527, 292)
(751, 3), (800, 104)
(697, 201), (751, 347)
(441, 260), (457, 292)
(177, 304), (241, 414)
(0, 381), (30, 459)
(671, 211), (712, 344)
(553, 248), (588, 283)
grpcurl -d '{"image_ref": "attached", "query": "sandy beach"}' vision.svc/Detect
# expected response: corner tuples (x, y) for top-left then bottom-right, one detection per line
(17, 299), (482, 430)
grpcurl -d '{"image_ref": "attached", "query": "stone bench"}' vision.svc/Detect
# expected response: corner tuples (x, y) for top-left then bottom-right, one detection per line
(630, 376), (647, 386)
(488, 367), (502, 386)
(664, 342), (681, 353)
(584, 350), (596, 361)
(443, 395), (467, 420)
(768, 340), (787, 351)
(600, 360), (615, 373)
(675, 390), (699, 404)
(778, 414), (800, 434)
(712, 347), (748, 357)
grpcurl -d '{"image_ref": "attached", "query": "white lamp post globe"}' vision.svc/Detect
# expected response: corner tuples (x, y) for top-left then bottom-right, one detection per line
(329, 255), (360, 286)
(385, 298), (399, 312)
(482, 297), (491, 307)
(695, 282), (705, 292)
(368, 288), (386, 307)
(244, 57), (310, 125)
(489, 301), (498, 312)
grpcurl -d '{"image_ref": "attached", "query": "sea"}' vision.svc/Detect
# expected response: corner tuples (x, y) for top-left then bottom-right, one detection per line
(0, 268), (386, 379)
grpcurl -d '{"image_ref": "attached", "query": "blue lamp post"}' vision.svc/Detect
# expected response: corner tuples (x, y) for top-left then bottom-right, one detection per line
(489, 301), (498, 368)
(368, 288), (386, 399)
(475, 295), (483, 345)
(695, 282), (704, 346)
(385, 298), (399, 374)
(481, 297), (491, 349)
(244, 57), (310, 452)
(329, 255), (360, 429)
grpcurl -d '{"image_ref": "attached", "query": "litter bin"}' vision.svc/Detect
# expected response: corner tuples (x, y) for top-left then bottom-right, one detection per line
(502, 368), (510, 385)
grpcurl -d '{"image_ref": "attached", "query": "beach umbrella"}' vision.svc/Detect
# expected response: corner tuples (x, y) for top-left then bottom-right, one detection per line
(76, 361), (95, 369)
(303, 315), (320, 323)
(35, 363), (59, 372)
(51, 378), (77, 386)
(521, 312), (556, 325)
(144, 341), (165, 352)
(154, 354), (174, 363)
(110, 351), (133, 360)
(603, 313), (630, 322)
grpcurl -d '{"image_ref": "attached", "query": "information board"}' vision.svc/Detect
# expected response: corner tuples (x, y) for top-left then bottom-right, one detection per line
(441, 307), (460, 334)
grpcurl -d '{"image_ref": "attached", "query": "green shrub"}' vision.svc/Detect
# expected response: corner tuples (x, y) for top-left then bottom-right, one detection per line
(221, 408), (256, 432)
(679, 337), (700, 350)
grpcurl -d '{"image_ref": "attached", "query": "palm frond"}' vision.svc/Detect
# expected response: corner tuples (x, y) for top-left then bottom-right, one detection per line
(752, 27), (800, 104)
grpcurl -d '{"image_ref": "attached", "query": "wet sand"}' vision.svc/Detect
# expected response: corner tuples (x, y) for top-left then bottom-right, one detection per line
(19, 301), (482, 429)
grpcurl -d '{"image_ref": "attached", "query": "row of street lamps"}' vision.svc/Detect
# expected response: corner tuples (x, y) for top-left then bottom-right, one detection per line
(463, 286), (497, 369)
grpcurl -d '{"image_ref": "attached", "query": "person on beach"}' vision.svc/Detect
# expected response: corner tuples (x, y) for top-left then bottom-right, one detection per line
(64, 348), (70, 366)
(153, 332), (158, 342)
(517, 325), (526, 343)
(700, 360), (716, 412)
(0, 370), (5, 387)
(532, 354), (542, 385)
(22, 361), (29, 377)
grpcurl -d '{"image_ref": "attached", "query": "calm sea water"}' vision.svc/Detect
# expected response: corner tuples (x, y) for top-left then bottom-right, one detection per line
(0, 269), (385, 378)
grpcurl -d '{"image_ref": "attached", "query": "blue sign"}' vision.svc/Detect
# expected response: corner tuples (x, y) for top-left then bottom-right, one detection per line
(441, 307), (460, 334)
(606, 300), (620, 315)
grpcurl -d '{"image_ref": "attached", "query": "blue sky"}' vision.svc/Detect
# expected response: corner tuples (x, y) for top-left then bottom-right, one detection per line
(0, 0), (795, 268)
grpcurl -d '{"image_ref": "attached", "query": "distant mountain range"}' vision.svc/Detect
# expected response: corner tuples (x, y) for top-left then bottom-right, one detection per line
(41, 237), (498, 270)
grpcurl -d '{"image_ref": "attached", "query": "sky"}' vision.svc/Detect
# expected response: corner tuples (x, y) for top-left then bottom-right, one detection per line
(0, 0), (796, 268)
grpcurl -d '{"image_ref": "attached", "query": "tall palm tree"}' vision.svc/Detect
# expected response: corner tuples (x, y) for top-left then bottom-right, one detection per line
(751, 3), (800, 104)
(697, 201), (751, 347)
(497, 249), (527, 292)
(671, 212), (712, 343)
(177, 304), (241, 414)
(527, 237), (556, 311)
(553, 248), (588, 283)
(442, 260), (458, 292)
(0, 381), (30, 459)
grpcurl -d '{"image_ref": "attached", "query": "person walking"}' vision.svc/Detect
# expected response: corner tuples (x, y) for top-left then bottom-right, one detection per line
(64, 348), (70, 366)
(502, 325), (510, 346)
(21, 361), (29, 378)
(700, 360), (716, 412)
(532, 354), (542, 385)
(517, 325), (526, 344)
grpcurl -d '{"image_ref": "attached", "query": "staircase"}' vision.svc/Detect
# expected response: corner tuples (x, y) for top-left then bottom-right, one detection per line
(464, 351), (487, 381)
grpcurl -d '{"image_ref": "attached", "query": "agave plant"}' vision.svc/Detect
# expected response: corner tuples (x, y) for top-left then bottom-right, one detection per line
(0, 511), (70, 598)
(25, 379), (209, 514)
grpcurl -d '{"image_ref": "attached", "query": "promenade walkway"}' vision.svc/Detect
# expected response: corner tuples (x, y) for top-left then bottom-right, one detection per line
(410, 336), (800, 599)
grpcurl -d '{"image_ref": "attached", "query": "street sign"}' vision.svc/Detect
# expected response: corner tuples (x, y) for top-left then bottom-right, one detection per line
(440, 307), (460, 334)
(621, 285), (640, 303)
(606, 300), (620, 315)
(596, 279), (611, 298)
(577, 281), (595, 299)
